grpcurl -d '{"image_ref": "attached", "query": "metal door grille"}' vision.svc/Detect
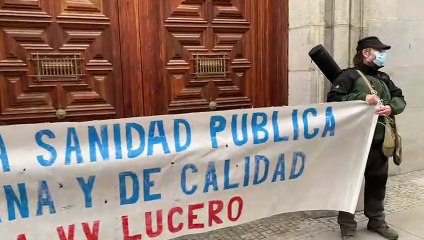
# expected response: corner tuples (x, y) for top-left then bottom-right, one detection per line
(192, 54), (229, 78)
(29, 53), (84, 81)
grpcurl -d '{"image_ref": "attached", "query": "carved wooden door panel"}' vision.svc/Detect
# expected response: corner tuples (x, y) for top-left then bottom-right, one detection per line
(136, 0), (288, 115)
(0, 0), (123, 124)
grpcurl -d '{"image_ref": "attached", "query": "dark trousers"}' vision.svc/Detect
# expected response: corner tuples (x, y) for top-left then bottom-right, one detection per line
(338, 142), (389, 235)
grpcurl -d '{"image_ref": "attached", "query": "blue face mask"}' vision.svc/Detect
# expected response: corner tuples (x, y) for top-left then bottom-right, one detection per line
(373, 51), (387, 67)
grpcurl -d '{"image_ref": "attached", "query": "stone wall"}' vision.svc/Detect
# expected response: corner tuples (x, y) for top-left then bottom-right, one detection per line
(362, 0), (424, 174)
(289, 0), (424, 174)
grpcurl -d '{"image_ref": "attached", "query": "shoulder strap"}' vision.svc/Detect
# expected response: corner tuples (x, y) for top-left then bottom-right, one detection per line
(356, 70), (377, 95)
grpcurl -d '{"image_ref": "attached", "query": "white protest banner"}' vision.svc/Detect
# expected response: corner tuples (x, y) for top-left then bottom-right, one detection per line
(0, 101), (378, 240)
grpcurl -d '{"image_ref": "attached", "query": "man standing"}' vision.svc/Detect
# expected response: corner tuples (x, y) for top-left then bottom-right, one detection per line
(327, 36), (406, 240)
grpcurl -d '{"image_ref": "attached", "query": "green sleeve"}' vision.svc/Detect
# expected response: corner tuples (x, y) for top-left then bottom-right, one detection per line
(390, 97), (406, 115)
(380, 73), (406, 115)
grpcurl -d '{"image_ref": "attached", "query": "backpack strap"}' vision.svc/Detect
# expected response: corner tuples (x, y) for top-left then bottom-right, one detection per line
(356, 70), (377, 95)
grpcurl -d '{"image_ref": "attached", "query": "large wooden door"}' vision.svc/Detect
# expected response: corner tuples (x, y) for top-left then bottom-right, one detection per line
(121, 0), (288, 116)
(0, 0), (123, 124)
(0, 0), (288, 124)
